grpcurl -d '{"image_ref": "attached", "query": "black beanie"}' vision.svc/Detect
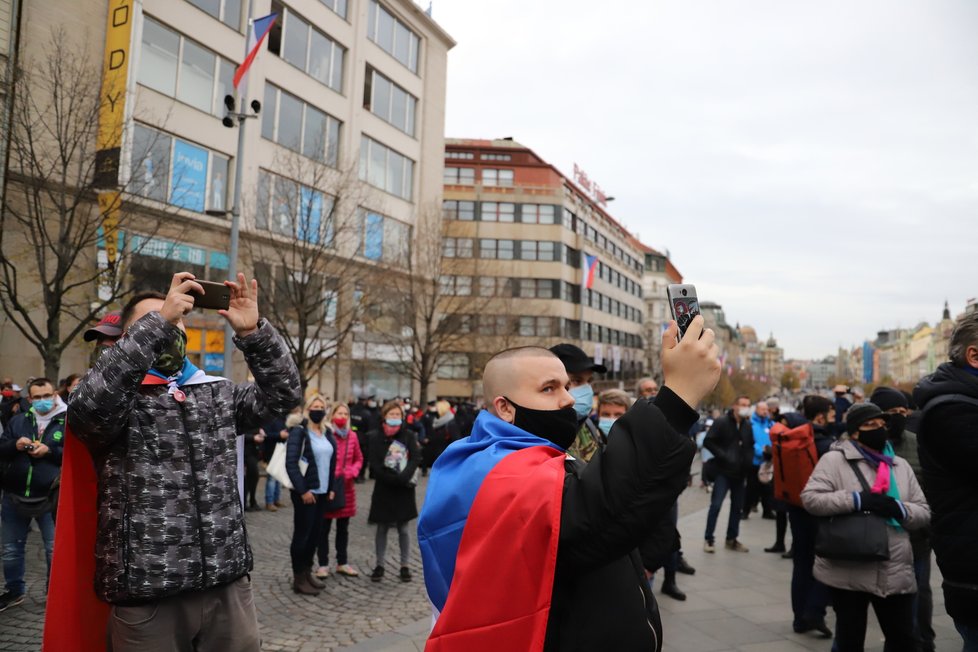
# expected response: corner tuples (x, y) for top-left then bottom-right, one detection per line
(846, 403), (889, 435)
(869, 387), (908, 413)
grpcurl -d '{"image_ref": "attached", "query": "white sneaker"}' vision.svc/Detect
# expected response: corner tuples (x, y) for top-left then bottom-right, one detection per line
(315, 565), (330, 579)
(704, 541), (716, 553)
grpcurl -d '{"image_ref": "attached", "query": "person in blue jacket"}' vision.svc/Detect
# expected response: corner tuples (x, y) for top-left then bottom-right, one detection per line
(0, 377), (66, 612)
(744, 401), (774, 519)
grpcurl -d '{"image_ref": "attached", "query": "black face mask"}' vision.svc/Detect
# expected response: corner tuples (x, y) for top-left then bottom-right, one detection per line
(857, 427), (888, 452)
(887, 414), (907, 442)
(308, 410), (326, 425)
(504, 396), (579, 450)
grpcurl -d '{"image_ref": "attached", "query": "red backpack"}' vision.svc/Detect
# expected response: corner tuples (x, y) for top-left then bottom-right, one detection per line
(770, 421), (818, 507)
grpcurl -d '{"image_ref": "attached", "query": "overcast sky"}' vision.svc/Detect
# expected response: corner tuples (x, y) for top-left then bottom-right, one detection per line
(432, 0), (978, 360)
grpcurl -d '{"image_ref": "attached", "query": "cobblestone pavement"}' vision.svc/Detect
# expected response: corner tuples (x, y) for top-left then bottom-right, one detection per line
(0, 474), (433, 651)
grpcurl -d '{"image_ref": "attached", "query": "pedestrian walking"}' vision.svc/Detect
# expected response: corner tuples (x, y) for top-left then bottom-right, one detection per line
(243, 427), (265, 512)
(914, 311), (978, 651)
(0, 378), (65, 612)
(367, 400), (421, 583)
(65, 273), (302, 650)
(261, 415), (289, 511)
(703, 395), (754, 553)
(744, 400), (774, 519)
(286, 395), (339, 596)
(317, 402), (363, 579)
(801, 403), (930, 652)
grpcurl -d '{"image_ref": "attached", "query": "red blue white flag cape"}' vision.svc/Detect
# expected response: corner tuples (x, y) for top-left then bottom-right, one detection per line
(418, 410), (567, 651)
(581, 254), (598, 289)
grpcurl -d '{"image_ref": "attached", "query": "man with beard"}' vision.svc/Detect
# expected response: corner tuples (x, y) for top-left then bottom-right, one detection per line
(419, 317), (719, 651)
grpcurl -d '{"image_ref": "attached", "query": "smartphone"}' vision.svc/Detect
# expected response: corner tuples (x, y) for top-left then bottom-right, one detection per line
(666, 284), (701, 341)
(190, 280), (231, 311)
(24, 443), (35, 452)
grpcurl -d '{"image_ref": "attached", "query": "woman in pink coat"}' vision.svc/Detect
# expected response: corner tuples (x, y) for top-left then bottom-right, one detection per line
(316, 402), (364, 578)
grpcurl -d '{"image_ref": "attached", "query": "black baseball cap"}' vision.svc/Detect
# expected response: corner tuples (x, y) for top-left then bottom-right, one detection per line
(549, 343), (607, 374)
(845, 403), (890, 435)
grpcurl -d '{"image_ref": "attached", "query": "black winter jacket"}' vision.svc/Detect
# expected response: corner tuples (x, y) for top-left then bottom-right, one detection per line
(545, 387), (698, 652)
(0, 408), (66, 497)
(285, 423), (338, 494)
(69, 312), (302, 604)
(367, 427), (420, 524)
(914, 362), (978, 625)
(703, 411), (754, 479)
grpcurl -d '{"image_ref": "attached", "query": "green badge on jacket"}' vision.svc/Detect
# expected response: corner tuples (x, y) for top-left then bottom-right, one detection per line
(53, 430), (63, 442)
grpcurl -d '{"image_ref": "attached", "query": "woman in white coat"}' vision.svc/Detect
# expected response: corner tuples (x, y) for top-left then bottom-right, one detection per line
(801, 403), (929, 652)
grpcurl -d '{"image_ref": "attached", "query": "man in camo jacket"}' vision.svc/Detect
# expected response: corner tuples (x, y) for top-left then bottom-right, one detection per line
(69, 272), (301, 651)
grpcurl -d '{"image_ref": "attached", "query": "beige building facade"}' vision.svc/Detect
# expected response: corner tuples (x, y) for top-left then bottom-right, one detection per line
(436, 138), (648, 399)
(0, 0), (453, 397)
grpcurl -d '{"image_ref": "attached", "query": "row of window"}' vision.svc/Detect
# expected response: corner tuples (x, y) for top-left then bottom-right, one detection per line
(261, 84), (342, 166)
(442, 238), (560, 262)
(253, 262), (340, 325)
(363, 66), (417, 137)
(268, 1), (346, 93)
(367, 0), (421, 73)
(186, 0), (347, 30)
(131, 123), (229, 214)
(584, 289), (643, 324)
(444, 166), (514, 187)
(442, 200), (557, 224)
(255, 169), (410, 266)
(565, 210), (643, 274)
(359, 135), (414, 200)
(444, 151), (513, 162)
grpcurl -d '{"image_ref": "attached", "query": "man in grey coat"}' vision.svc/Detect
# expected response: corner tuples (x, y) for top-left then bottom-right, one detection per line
(69, 272), (302, 651)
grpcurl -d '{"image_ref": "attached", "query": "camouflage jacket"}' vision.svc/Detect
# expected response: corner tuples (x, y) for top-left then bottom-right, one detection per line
(69, 311), (301, 604)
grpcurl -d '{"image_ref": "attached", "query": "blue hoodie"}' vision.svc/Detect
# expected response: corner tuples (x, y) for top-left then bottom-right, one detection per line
(750, 412), (773, 466)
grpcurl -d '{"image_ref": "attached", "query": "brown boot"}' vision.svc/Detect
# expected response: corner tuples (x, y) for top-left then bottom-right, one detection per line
(293, 571), (321, 595)
(307, 568), (326, 589)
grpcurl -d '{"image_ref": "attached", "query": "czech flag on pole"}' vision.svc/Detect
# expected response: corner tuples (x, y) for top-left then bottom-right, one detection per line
(233, 12), (278, 90)
(582, 253), (598, 289)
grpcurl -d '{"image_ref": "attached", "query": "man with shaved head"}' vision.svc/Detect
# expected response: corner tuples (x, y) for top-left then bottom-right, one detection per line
(419, 317), (721, 651)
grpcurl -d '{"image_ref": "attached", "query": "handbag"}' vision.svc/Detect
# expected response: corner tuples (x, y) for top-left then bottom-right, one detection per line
(758, 461), (774, 485)
(12, 494), (55, 518)
(815, 458), (890, 562)
(266, 440), (308, 491)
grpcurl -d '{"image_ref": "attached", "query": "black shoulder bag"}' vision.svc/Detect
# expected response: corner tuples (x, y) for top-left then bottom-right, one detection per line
(814, 457), (890, 562)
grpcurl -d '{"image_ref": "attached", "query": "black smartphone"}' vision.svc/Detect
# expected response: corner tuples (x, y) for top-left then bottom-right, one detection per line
(666, 283), (701, 341)
(190, 280), (231, 311)
(24, 443), (35, 452)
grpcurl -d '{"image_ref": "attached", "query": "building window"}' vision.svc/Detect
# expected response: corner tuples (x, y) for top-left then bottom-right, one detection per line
(438, 353), (469, 380)
(186, 0), (241, 30)
(268, 2), (345, 92)
(442, 237), (472, 258)
(319, 0), (347, 19)
(439, 275), (471, 296)
(443, 200), (475, 221)
(360, 210), (410, 267)
(481, 153), (511, 161)
(521, 204), (556, 224)
(139, 17), (235, 116)
(481, 202), (515, 222)
(482, 168), (513, 187)
(364, 67), (417, 136)
(256, 170), (335, 243)
(367, 0), (420, 73)
(262, 85), (341, 165)
(478, 239), (497, 259)
(359, 136), (414, 200)
(446, 151), (474, 160)
(131, 123), (229, 214)
(443, 167), (475, 185)
(478, 276), (496, 297)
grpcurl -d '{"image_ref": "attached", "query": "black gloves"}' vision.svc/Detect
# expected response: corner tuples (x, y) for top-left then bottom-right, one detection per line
(858, 492), (904, 520)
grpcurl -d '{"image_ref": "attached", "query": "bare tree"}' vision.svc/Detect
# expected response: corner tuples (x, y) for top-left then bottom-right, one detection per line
(372, 207), (492, 405)
(0, 32), (174, 378)
(244, 152), (379, 393)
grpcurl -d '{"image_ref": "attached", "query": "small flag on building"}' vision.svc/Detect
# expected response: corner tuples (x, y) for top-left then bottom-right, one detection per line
(582, 254), (598, 289)
(233, 13), (278, 90)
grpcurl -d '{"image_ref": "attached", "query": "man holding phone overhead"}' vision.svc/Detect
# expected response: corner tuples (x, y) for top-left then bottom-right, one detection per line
(55, 272), (302, 651)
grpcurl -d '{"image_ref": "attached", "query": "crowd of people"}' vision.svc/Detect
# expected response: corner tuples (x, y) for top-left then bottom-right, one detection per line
(0, 271), (976, 652)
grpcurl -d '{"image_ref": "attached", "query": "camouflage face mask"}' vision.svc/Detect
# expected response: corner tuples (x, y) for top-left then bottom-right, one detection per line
(153, 330), (188, 377)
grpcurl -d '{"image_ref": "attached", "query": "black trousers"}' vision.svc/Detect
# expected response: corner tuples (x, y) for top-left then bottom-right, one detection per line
(290, 492), (328, 573)
(318, 517), (351, 567)
(830, 587), (915, 652)
(244, 454), (260, 507)
(744, 465), (772, 515)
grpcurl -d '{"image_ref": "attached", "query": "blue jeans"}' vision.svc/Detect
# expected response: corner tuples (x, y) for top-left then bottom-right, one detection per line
(1, 494), (55, 596)
(265, 476), (281, 506)
(956, 620), (978, 652)
(704, 472), (745, 543)
(788, 506), (829, 627)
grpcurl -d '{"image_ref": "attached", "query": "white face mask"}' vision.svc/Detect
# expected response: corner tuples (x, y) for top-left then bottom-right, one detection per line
(737, 407), (752, 418)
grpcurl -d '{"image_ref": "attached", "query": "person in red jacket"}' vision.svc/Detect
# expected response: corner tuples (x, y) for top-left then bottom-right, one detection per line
(317, 402), (364, 579)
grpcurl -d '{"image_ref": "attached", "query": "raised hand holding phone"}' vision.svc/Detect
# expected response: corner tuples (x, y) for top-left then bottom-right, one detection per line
(666, 284), (702, 341)
(218, 273), (260, 338)
(661, 315), (721, 409)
